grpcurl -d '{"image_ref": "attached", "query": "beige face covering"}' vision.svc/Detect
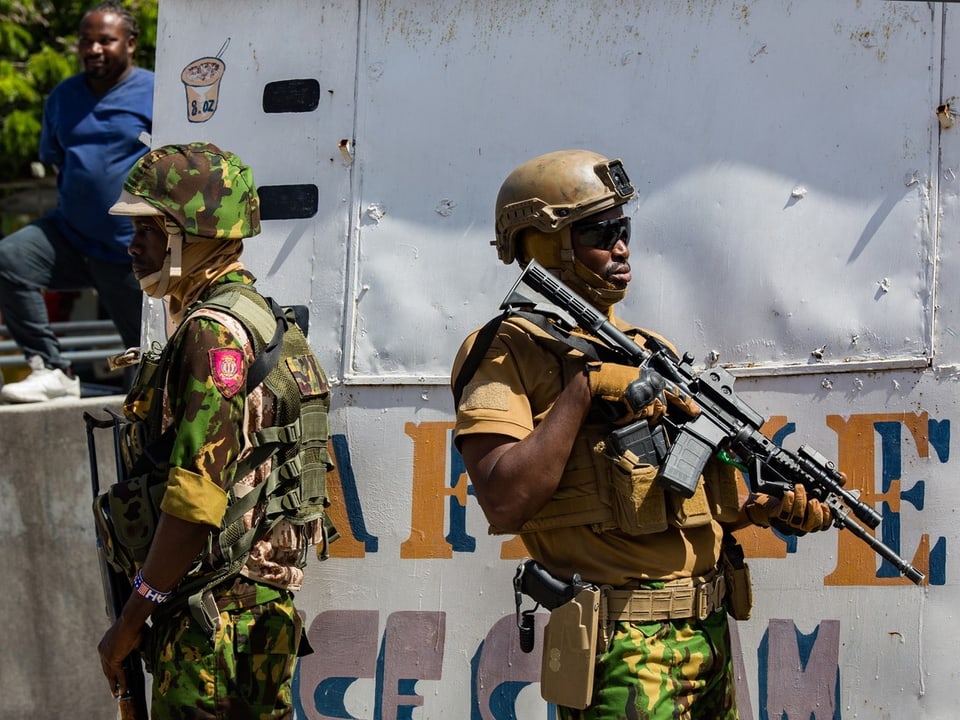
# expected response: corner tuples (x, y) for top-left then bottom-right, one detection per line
(136, 214), (246, 323)
(137, 216), (181, 299)
(521, 228), (627, 316)
(570, 257), (627, 314)
(164, 237), (245, 324)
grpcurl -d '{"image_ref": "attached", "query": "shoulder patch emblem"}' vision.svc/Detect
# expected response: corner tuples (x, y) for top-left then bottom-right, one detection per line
(209, 347), (246, 398)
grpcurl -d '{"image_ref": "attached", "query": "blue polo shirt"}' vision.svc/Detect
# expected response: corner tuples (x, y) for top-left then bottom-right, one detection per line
(39, 66), (154, 263)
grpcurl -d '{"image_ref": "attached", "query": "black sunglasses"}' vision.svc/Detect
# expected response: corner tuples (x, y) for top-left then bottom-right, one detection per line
(571, 216), (631, 251)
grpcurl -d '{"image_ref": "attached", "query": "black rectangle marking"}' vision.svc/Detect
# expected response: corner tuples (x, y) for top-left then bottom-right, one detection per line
(262, 79), (321, 113)
(258, 184), (319, 220)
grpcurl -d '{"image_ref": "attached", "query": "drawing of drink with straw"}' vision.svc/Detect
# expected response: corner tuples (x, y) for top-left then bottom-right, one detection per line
(180, 38), (230, 123)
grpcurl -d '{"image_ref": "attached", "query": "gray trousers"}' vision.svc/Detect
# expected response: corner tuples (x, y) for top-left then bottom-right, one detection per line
(0, 216), (142, 371)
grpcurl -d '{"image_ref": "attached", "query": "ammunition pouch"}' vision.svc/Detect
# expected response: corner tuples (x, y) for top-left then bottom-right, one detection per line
(92, 470), (166, 580)
(599, 418), (716, 533)
(607, 458), (667, 535)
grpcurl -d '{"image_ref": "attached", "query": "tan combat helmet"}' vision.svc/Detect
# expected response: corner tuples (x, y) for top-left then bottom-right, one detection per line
(494, 150), (636, 312)
(493, 149), (634, 266)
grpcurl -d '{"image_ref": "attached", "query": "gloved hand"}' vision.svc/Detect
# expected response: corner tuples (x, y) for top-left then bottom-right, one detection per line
(586, 362), (701, 423)
(744, 483), (833, 536)
(586, 362), (667, 421)
(661, 383), (700, 419)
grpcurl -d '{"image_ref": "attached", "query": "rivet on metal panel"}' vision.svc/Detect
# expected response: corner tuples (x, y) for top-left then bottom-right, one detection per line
(435, 199), (456, 217)
(877, 277), (891, 294)
(937, 101), (955, 130)
(790, 186), (807, 200)
(821, 378), (833, 390)
(811, 345), (827, 361)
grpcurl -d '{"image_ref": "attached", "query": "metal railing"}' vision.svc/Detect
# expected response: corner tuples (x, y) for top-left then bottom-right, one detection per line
(0, 320), (124, 367)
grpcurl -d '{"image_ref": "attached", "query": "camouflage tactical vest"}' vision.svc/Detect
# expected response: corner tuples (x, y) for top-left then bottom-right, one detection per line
(92, 281), (334, 609)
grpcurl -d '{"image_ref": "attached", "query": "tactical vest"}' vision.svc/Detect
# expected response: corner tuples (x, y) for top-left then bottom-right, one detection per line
(456, 311), (741, 536)
(93, 281), (334, 614)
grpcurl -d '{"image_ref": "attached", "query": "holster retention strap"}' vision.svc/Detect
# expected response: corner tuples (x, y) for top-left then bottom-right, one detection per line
(603, 569), (726, 623)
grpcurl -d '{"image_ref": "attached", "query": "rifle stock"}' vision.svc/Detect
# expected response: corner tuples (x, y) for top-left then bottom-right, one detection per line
(505, 260), (925, 585)
(84, 411), (150, 719)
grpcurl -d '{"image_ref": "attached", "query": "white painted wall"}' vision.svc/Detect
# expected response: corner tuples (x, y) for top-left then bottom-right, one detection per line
(143, 1), (960, 717)
(154, 0), (947, 382)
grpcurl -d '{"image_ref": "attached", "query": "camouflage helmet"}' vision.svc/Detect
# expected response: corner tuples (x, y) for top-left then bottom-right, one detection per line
(493, 149), (635, 264)
(109, 142), (260, 239)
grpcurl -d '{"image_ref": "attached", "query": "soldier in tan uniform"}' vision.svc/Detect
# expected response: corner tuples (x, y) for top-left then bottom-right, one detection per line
(451, 149), (834, 719)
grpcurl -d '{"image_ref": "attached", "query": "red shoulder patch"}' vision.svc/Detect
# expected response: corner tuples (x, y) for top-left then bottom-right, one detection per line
(209, 347), (246, 398)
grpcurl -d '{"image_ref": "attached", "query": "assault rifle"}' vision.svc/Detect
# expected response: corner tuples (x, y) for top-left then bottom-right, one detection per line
(84, 409), (149, 720)
(503, 259), (925, 585)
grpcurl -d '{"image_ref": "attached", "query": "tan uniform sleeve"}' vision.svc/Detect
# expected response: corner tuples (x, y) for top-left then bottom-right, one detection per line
(451, 323), (547, 448)
(160, 466), (230, 526)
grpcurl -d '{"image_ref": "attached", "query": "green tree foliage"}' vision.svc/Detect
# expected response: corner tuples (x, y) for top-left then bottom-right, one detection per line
(0, 0), (158, 182)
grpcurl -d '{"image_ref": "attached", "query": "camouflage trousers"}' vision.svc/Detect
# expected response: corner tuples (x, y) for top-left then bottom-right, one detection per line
(145, 587), (303, 720)
(558, 609), (737, 720)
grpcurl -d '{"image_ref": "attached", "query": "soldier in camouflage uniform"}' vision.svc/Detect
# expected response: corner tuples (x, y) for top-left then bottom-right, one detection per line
(451, 150), (836, 719)
(96, 142), (331, 719)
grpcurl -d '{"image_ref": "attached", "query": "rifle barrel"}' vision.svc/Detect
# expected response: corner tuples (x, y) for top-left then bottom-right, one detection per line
(827, 497), (925, 584)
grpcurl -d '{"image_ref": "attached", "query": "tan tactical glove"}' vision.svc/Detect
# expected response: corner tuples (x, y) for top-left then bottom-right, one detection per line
(586, 361), (701, 424)
(661, 383), (700, 419)
(744, 483), (833, 536)
(586, 361), (667, 422)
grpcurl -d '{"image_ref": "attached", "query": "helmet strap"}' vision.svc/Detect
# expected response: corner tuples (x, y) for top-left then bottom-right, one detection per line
(165, 218), (184, 280)
(138, 218), (184, 299)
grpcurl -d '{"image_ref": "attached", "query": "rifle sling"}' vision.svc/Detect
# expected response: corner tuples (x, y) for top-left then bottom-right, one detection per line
(452, 307), (638, 409)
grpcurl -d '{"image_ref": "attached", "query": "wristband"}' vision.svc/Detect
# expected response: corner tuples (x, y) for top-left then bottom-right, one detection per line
(133, 569), (172, 604)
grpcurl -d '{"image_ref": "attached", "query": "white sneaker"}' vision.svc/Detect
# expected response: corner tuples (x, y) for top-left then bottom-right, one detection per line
(1, 356), (81, 403)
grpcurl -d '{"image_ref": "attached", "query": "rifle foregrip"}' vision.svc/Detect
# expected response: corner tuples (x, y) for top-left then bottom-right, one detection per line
(118, 658), (149, 719)
(658, 429), (713, 498)
(117, 696), (140, 720)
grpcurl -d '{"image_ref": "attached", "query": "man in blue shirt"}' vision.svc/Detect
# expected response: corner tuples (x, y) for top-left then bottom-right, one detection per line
(0, 1), (153, 403)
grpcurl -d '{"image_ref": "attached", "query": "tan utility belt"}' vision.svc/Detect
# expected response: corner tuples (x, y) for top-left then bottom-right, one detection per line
(603, 569), (726, 623)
